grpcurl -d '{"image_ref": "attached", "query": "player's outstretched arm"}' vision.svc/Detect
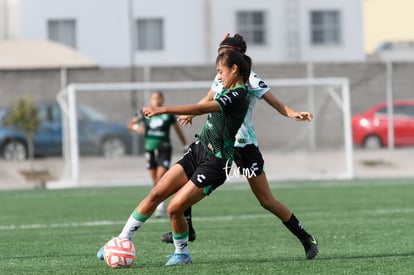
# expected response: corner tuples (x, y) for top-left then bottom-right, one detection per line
(126, 117), (145, 134)
(262, 91), (313, 122)
(177, 88), (215, 126)
(142, 100), (219, 118)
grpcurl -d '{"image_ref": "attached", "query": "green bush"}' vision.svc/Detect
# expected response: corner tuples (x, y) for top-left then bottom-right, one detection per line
(3, 98), (39, 167)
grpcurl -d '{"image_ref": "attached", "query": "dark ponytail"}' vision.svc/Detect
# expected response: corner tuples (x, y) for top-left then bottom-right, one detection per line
(219, 33), (247, 54)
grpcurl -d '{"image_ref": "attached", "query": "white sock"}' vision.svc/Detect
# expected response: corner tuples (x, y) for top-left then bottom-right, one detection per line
(118, 210), (147, 240)
(173, 232), (189, 254)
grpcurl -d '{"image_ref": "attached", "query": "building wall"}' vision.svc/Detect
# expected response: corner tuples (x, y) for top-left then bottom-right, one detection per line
(19, 0), (364, 67)
(364, 0), (414, 53)
(208, 0), (286, 63)
(300, 0), (364, 62)
(21, 0), (131, 66)
(133, 0), (207, 66)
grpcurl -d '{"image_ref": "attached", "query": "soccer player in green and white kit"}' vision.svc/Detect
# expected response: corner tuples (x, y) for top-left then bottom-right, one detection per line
(163, 34), (319, 260)
(127, 91), (187, 218)
(98, 50), (252, 266)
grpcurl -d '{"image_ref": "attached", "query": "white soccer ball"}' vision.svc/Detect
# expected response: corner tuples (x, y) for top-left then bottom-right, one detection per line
(103, 238), (136, 268)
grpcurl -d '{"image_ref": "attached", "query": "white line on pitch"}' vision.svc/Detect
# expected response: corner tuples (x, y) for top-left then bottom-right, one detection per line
(1, 208), (413, 231)
(0, 213), (270, 231)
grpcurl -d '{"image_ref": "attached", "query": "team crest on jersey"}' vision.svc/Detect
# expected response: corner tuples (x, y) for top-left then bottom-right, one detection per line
(258, 81), (268, 89)
(149, 117), (163, 128)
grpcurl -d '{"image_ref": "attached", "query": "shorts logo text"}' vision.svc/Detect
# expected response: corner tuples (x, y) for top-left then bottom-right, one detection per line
(223, 159), (257, 180)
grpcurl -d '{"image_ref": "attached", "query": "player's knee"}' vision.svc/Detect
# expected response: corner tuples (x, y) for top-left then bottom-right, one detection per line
(258, 196), (274, 211)
(166, 201), (184, 219)
(146, 190), (164, 206)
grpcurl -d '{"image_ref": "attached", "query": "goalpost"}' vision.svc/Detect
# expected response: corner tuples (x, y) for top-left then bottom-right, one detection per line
(48, 77), (352, 189)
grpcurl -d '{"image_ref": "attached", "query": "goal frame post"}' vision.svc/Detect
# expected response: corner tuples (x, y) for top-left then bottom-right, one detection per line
(50, 77), (353, 189)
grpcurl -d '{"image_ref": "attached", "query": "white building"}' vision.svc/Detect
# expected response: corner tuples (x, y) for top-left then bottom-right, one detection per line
(17, 0), (364, 67)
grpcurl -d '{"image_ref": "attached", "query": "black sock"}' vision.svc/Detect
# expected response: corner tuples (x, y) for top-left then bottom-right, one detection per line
(283, 213), (311, 240)
(184, 207), (194, 232)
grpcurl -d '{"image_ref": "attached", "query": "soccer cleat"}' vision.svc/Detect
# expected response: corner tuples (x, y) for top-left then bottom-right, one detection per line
(96, 246), (104, 260)
(96, 237), (131, 260)
(165, 253), (192, 266)
(300, 236), (319, 260)
(160, 229), (196, 244)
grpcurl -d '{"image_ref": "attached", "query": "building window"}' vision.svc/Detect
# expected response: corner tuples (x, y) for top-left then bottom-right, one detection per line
(137, 18), (163, 50)
(236, 11), (266, 45)
(310, 10), (341, 46)
(48, 19), (77, 48)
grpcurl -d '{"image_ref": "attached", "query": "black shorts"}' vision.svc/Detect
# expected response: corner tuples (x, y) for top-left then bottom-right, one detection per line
(233, 144), (264, 176)
(176, 140), (229, 195)
(145, 147), (172, 170)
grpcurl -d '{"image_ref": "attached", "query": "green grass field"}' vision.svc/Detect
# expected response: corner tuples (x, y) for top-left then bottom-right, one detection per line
(0, 178), (413, 274)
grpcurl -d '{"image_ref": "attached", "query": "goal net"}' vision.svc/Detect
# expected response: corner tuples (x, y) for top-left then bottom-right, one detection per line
(48, 78), (352, 189)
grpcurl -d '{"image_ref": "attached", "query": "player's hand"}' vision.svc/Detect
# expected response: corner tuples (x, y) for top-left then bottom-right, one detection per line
(126, 118), (144, 134)
(126, 118), (136, 131)
(142, 106), (163, 118)
(292, 112), (313, 122)
(177, 115), (194, 126)
(126, 121), (135, 131)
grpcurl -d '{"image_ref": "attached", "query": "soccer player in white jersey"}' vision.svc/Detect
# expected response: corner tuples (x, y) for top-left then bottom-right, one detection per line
(161, 34), (319, 260)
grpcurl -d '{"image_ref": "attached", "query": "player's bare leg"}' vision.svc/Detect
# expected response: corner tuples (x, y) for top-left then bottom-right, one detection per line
(165, 181), (204, 266)
(97, 164), (188, 260)
(247, 173), (318, 259)
(247, 173), (291, 221)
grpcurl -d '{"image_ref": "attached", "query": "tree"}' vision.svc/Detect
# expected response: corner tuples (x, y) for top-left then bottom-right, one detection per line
(3, 98), (39, 170)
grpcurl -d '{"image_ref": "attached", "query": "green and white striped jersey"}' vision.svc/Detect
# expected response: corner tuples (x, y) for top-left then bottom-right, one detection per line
(198, 85), (249, 161)
(211, 71), (270, 147)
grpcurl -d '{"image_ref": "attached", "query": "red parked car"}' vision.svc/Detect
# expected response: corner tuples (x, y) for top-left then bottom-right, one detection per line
(352, 100), (414, 149)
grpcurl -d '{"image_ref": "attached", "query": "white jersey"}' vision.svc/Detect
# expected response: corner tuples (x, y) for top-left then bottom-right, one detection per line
(211, 70), (270, 147)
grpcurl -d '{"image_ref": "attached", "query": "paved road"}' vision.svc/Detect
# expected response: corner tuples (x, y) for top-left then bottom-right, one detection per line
(1, 148), (413, 191)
